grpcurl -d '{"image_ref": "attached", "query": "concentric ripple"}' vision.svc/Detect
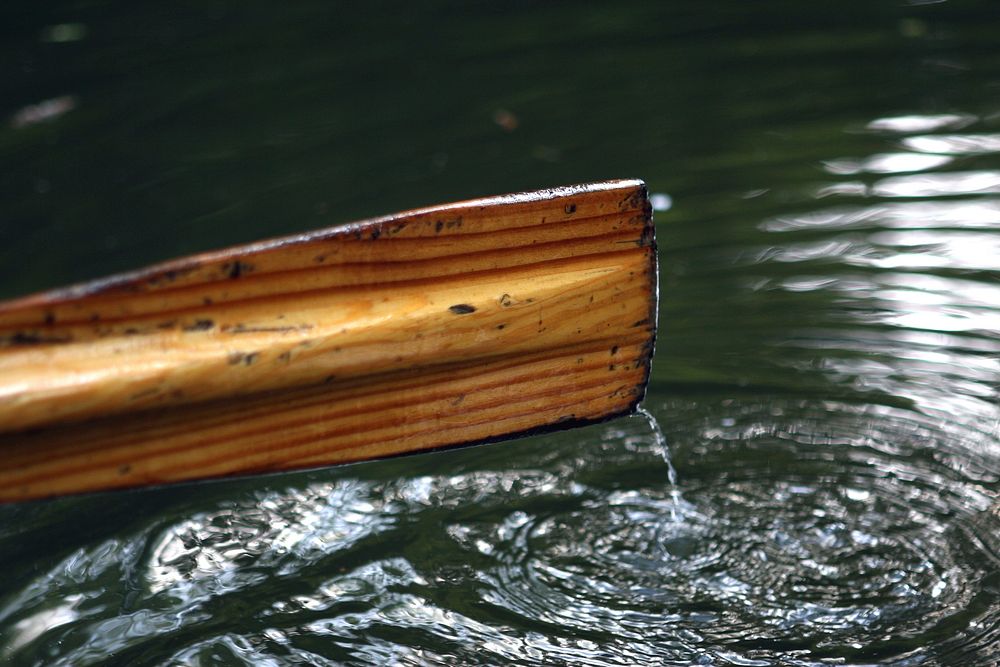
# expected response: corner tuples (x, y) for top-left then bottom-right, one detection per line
(428, 401), (1000, 666)
(3, 398), (999, 664)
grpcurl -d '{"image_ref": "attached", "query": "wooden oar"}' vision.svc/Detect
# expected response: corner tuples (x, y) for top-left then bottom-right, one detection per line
(0, 179), (656, 502)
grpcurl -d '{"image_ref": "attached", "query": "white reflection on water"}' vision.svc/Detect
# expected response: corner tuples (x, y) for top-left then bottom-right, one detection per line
(2, 594), (83, 658)
(762, 198), (1000, 232)
(865, 113), (977, 133)
(751, 127), (1000, 428)
(766, 259), (1000, 416)
(8, 95), (77, 129)
(902, 133), (1000, 155)
(873, 170), (1000, 198)
(39, 23), (88, 44)
(760, 229), (1000, 273)
(866, 230), (1000, 271)
(812, 171), (1000, 199)
(147, 479), (394, 594)
(823, 152), (953, 175)
(0, 536), (149, 662)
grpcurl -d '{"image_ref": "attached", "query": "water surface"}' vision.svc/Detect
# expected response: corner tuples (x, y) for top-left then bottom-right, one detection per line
(2, 1), (1000, 664)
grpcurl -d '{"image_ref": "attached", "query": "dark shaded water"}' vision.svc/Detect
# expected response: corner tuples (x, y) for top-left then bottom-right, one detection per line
(3, 1), (1000, 664)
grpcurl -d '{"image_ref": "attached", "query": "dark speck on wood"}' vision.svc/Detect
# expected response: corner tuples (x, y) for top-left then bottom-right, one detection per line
(5, 331), (72, 346)
(183, 319), (214, 332)
(224, 261), (253, 279)
(228, 351), (259, 365)
(449, 304), (476, 314)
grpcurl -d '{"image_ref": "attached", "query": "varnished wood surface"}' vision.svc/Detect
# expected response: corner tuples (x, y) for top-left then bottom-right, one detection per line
(0, 180), (657, 501)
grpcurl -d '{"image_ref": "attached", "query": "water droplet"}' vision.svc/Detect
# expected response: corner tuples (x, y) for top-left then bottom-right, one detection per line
(650, 193), (673, 212)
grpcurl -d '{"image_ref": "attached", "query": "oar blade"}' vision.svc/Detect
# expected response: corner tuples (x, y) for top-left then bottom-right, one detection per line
(0, 180), (656, 501)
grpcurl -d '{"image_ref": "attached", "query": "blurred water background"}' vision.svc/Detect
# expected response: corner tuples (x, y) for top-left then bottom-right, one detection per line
(2, 1), (1000, 664)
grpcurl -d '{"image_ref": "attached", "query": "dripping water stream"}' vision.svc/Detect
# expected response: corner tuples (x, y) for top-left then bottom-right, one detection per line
(636, 406), (682, 520)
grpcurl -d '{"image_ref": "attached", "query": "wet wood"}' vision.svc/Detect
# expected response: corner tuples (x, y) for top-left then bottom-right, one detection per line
(0, 179), (657, 502)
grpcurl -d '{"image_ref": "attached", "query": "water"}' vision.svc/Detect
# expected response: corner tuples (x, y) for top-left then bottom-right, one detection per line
(636, 406), (682, 520)
(2, 0), (1000, 664)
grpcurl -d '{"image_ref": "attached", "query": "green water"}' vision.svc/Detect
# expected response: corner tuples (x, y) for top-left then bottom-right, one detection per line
(3, 1), (1000, 664)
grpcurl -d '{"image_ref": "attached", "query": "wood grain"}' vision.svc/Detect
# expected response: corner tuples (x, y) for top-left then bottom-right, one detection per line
(0, 179), (657, 501)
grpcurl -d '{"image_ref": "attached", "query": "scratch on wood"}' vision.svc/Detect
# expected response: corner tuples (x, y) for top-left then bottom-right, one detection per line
(222, 324), (313, 334)
(129, 387), (160, 401)
(3, 332), (73, 346)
